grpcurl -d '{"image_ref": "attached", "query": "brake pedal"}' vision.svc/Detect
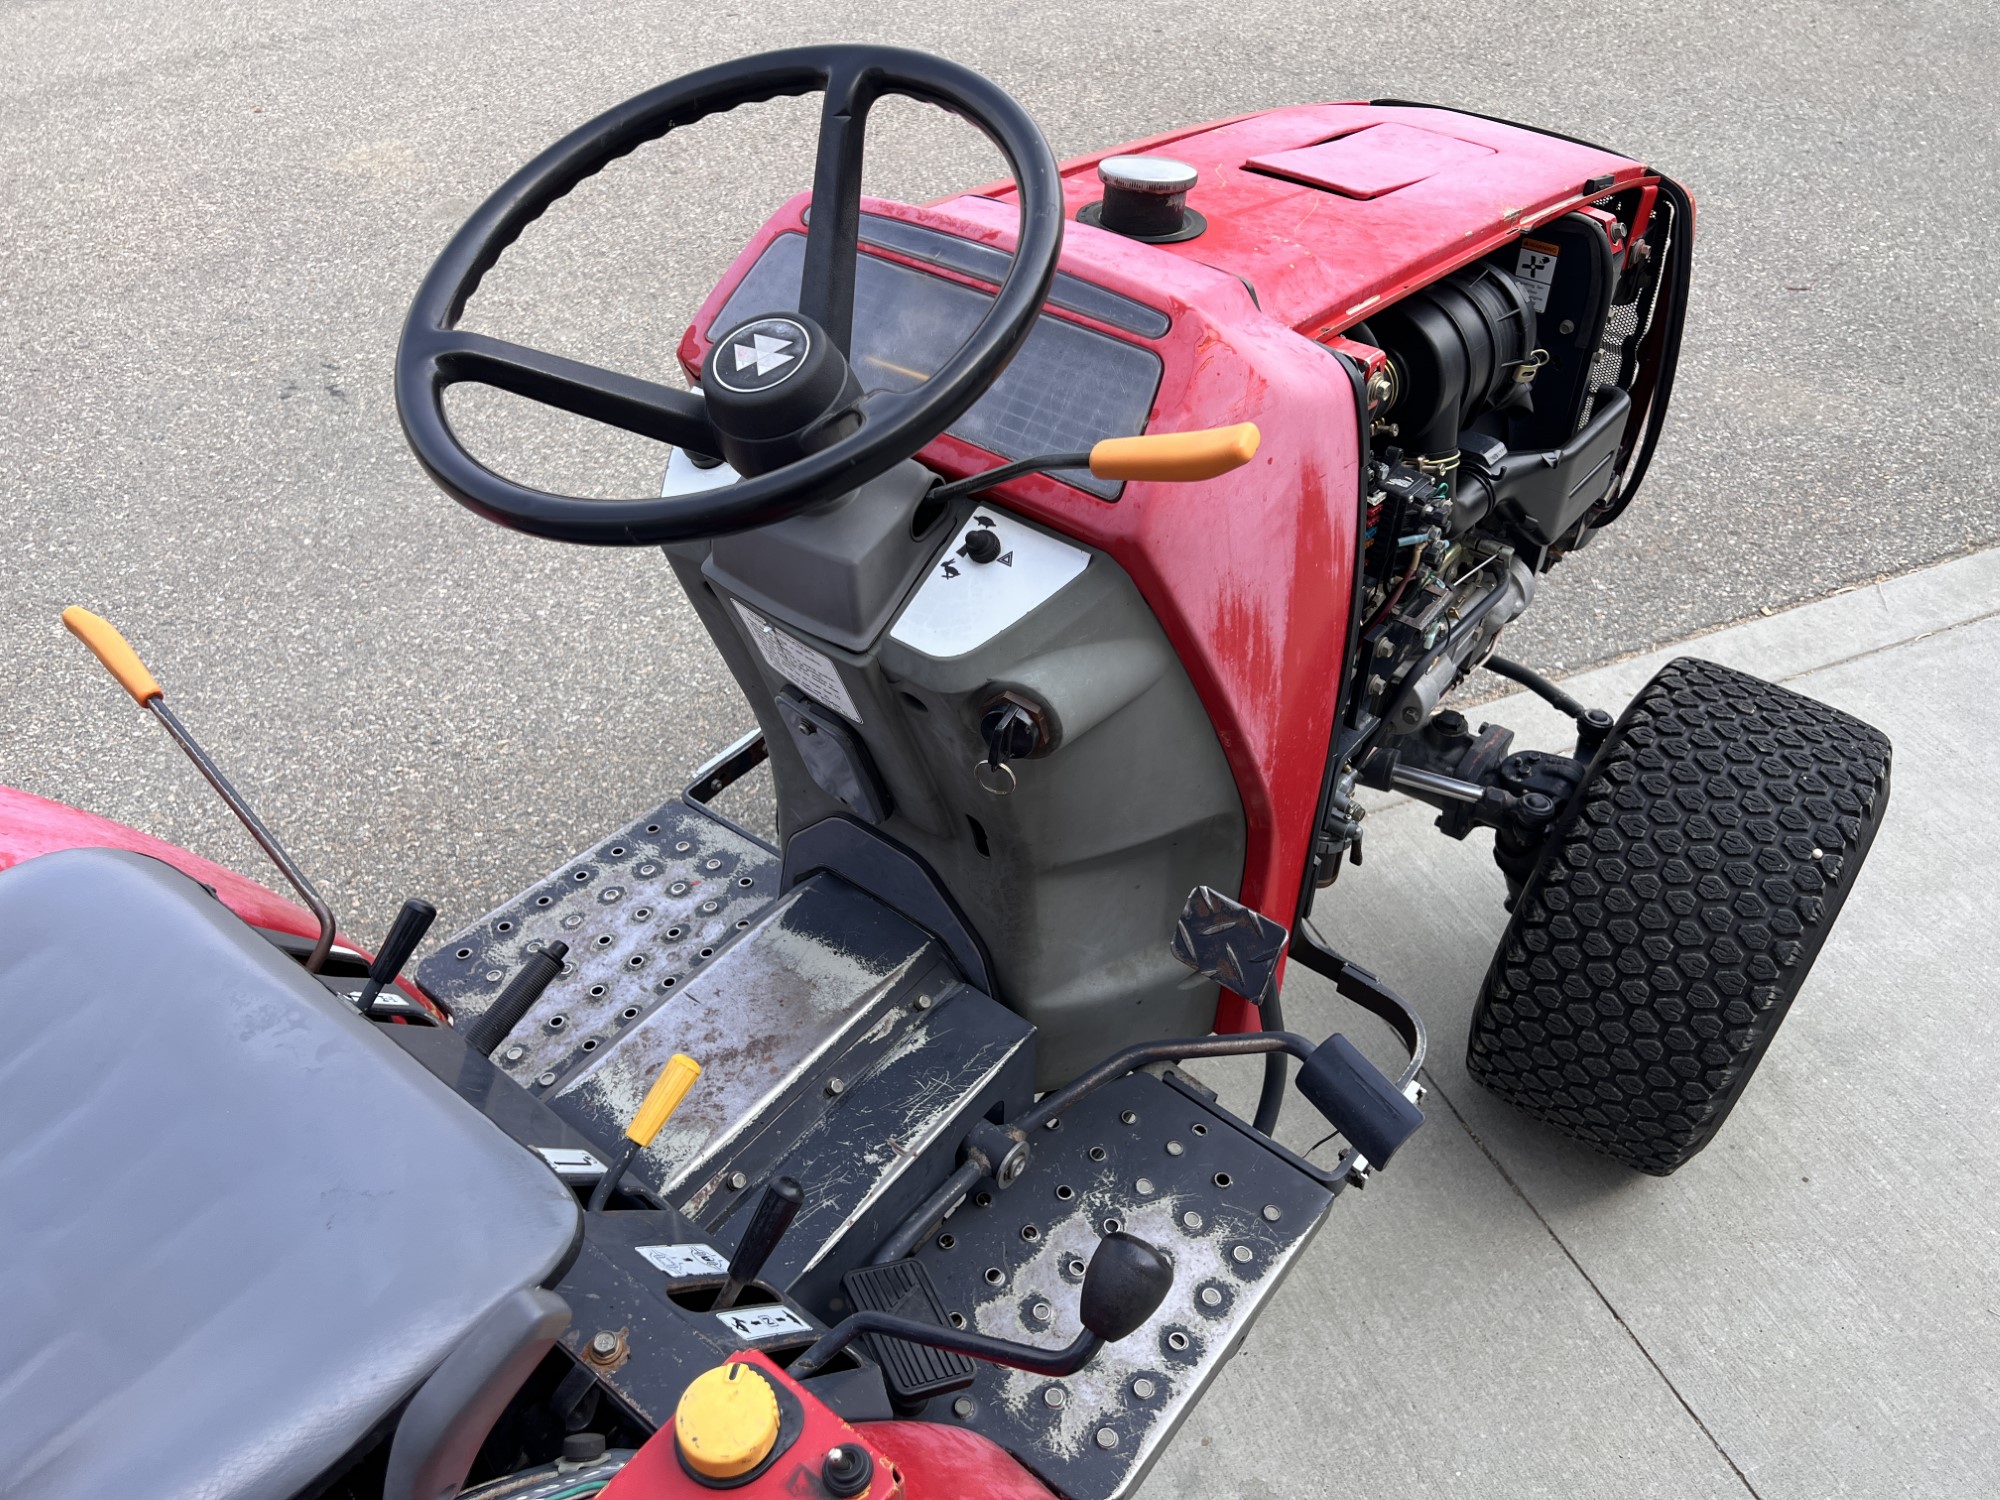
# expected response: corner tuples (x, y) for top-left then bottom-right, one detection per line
(839, 1259), (975, 1407)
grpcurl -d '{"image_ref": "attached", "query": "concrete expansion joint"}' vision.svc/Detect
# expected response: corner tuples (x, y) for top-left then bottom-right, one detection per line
(1418, 1070), (1769, 1500)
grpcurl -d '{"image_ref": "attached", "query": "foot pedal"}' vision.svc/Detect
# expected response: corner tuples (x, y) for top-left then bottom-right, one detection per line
(1294, 1033), (1423, 1168)
(840, 1260), (975, 1407)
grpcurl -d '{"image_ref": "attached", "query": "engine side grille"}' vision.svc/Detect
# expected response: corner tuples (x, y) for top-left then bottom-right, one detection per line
(1579, 193), (1675, 430)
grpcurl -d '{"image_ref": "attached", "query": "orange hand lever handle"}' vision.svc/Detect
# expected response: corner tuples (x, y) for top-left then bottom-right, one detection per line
(62, 607), (163, 705)
(1089, 422), (1262, 483)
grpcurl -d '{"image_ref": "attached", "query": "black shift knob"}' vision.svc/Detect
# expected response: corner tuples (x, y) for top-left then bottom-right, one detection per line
(357, 898), (436, 1016)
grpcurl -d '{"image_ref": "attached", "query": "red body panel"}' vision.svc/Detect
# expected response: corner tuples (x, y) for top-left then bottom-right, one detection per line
(687, 106), (1643, 1030)
(598, 1352), (1055, 1499)
(0, 784), (437, 1014)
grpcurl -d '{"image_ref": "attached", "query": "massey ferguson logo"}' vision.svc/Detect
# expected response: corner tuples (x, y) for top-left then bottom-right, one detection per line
(713, 316), (809, 393)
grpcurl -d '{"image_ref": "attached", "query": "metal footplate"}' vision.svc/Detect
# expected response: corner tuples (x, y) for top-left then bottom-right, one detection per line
(416, 797), (782, 1086)
(913, 1068), (1339, 1500)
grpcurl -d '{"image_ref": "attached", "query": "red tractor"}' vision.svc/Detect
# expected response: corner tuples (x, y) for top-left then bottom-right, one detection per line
(2, 45), (1890, 1500)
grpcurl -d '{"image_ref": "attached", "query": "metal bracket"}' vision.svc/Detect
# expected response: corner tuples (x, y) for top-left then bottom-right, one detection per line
(1170, 885), (1289, 1004)
(1286, 923), (1428, 1092)
(683, 729), (776, 852)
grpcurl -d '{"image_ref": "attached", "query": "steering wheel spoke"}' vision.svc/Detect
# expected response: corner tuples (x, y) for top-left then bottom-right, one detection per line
(424, 330), (713, 453)
(798, 55), (878, 356)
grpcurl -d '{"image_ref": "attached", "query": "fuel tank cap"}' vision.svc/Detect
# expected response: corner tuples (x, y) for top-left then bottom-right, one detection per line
(1078, 155), (1205, 243)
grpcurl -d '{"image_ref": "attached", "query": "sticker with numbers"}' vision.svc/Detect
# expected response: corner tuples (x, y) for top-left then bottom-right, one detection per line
(715, 1304), (814, 1340)
(1513, 238), (1560, 313)
(534, 1146), (606, 1182)
(636, 1242), (731, 1277)
(733, 600), (863, 723)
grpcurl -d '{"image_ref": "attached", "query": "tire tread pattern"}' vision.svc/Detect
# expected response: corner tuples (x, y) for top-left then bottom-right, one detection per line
(1466, 656), (1891, 1174)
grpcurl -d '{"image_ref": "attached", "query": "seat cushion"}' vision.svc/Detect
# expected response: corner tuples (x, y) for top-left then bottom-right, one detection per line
(0, 850), (580, 1500)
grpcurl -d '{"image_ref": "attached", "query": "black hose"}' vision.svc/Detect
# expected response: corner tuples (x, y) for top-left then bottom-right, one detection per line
(586, 1138), (641, 1214)
(1482, 654), (1589, 722)
(1253, 985), (1287, 1137)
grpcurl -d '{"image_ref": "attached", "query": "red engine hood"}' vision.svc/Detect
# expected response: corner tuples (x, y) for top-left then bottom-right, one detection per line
(968, 102), (1643, 337)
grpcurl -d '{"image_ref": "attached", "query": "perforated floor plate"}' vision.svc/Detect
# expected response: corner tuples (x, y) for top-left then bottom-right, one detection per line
(415, 799), (780, 1095)
(914, 1072), (1338, 1500)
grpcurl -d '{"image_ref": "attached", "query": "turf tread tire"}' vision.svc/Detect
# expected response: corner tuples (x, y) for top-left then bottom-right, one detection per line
(1466, 656), (1891, 1174)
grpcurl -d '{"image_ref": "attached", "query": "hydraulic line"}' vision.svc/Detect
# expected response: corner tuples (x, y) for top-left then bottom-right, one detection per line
(1482, 653), (1590, 722)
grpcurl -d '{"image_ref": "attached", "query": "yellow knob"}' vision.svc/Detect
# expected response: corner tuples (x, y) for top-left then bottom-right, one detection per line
(627, 1053), (702, 1147)
(675, 1362), (780, 1479)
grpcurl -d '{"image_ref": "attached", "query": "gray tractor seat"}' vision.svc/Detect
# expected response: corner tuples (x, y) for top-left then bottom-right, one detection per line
(0, 850), (582, 1500)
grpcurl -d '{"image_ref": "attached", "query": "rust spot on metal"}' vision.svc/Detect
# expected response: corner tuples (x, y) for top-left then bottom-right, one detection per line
(577, 1325), (632, 1373)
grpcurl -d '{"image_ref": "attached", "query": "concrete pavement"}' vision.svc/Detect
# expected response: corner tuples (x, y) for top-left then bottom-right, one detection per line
(1138, 546), (2000, 1498)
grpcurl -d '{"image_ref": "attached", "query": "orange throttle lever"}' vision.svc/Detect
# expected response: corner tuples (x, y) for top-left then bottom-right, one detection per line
(1087, 421), (1262, 482)
(61, 607), (163, 704)
(925, 421), (1263, 503)
(60, 606), (340, 974)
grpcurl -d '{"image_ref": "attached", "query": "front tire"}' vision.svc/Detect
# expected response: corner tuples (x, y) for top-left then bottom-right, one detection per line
(1466, 656), (1892, 1174)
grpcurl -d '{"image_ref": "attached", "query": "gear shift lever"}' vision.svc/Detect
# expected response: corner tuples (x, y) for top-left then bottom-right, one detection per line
(713, 1175), (804, 1312)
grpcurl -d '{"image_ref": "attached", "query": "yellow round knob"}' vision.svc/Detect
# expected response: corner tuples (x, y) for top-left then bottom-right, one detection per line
(675, 1362), (781, 1479)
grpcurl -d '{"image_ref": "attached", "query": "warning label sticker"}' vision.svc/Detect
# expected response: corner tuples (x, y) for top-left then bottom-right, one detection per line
(636, 1242), (731, 1278)
(733, 600), (863, 724)
(1513, 238), (1560, 313)
(715, 1304), (813, 1340)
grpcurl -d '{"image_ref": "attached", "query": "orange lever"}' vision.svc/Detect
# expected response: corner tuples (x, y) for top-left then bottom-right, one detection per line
(62, 607), (163, 704)
(1089, 422), (1261, 483)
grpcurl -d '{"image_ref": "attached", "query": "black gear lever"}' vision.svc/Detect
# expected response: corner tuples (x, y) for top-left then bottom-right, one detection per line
(357, 899), (437, 1018)
(713, 1175), (804, 1311)
(789, 1231), (1172, 1380)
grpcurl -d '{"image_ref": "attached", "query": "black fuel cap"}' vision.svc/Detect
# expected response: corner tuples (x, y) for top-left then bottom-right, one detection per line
(700, 312), (863, 476)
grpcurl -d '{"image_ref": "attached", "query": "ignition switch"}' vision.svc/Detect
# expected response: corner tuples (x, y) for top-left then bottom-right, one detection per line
(976, 691), (1054, 794)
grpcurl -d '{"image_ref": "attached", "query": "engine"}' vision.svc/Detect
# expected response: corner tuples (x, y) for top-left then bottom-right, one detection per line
(1341, 180), (1678, 743)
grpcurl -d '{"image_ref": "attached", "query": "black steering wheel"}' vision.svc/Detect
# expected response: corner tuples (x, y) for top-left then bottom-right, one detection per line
(396, 45), (1064, 545)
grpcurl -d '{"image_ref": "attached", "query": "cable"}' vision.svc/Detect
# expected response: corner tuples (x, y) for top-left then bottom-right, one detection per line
(1252, 984), (1287, 1137)
(586, 1138), (641, 1214)
(1482, 653), (1589, 722)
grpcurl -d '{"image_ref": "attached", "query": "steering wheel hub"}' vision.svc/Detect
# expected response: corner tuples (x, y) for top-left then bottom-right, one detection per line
(701, 312), (863, 477)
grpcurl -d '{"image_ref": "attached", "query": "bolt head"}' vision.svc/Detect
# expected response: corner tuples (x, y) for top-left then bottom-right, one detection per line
(728, 1171), (748, 1191)
(590, 1330), (620, 1356)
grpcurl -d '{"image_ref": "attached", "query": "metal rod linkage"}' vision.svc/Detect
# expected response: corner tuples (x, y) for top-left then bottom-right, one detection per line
(149, 700), (337, 973)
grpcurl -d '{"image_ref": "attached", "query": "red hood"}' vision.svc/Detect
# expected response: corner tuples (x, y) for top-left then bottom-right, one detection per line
(962, 102), (1641, 337)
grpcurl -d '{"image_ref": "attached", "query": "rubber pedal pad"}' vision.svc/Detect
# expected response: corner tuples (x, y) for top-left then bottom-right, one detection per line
(840, 1259), (976, 1405)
